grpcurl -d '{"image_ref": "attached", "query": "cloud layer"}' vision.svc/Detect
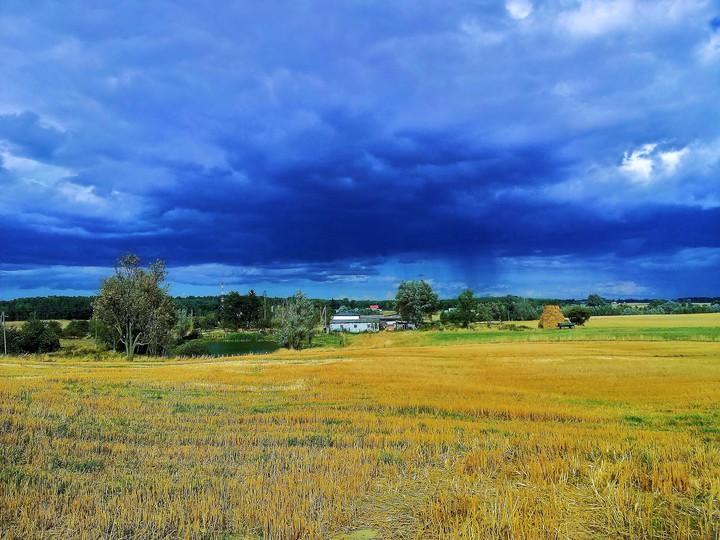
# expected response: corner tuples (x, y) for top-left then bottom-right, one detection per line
(1, 1), (719, 299)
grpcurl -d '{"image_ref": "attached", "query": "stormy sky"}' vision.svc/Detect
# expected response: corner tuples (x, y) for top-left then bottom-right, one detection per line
(1, 1), (719, 300)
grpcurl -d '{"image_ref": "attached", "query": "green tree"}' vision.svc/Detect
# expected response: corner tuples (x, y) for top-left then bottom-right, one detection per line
(274, 291), (318, 350)
(456, 289), (477, 328)
(566, 306), (591, 326)
(475, 302), (494, 324)
(63, 320), (90, 339)
(92, 254), (177, 360)
(221, 291), (242, 330)
(240, 290), (262, 329)
(395, 280), (439, 326)
(221, 290), (262, 330)
(587, 294), (608, 307)
(18, 320), (61, 353)
(173, 308), (197, 342)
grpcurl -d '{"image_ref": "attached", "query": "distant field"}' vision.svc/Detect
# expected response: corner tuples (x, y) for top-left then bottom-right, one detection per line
(588, 313), (720, 328)
(1, 336), (719, 538)
(3, 319), (72, 328)
(503, 312), (720, 328)
(350, 313), (720, 350)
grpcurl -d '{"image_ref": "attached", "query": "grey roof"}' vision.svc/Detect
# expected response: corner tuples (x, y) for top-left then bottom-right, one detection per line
(330, 317), (380, 324)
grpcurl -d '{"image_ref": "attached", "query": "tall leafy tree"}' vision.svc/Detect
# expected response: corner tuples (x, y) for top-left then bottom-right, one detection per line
(274, 291), (318, 350)
(475, 302), (494, 324)
(221, 291), (243, 330)
(222, 290), (263, 330)
(240, 290), (262, 329)
(92, 254), (176, 360)
(395, 280), (439, 326)
(456, 289), (477, 328)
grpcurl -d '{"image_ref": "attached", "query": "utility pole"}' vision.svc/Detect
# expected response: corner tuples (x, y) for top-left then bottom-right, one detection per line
(1, 311), (6, 356)
(220, 282), (226, 337)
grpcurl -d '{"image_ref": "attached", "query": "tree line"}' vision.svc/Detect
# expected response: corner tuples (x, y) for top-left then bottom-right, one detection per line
(3, 290), (717, 324)
(3, 254), (720, 359)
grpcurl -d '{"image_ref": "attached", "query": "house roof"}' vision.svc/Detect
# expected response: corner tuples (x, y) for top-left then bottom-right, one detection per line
(330, 317), (380, 324)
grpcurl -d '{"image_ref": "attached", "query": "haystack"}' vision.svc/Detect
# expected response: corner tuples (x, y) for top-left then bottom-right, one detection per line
(538, 305), (565, 329)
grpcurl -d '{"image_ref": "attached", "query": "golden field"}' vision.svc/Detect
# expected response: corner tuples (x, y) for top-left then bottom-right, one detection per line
(1, 320), (720, 538)
(582, 313), (720, 328)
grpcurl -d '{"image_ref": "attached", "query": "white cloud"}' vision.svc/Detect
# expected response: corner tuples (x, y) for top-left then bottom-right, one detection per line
(697, 34), (720, 64)
(541, 139), (720, 210)
(658, 147), (688, 173)
(558, 0), (635, 37)
(556, 0), (706, 39)
(505, 0), (533, 20)
(620, 143), (657, 182)
(0, 145), (71, 185)
(56, 182), (108, 207)
(594, 280), (651, 297)
(620, 142), (693, 183)
(0, 146), (146, 222)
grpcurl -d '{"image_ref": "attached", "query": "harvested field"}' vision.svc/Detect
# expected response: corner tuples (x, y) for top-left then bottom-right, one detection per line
(588, 313), (720, 328)
(1, 338), (719, 538)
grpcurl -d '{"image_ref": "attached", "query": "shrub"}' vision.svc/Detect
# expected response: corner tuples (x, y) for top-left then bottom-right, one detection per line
(169, 341), (209, 357)
(63, 320), (90, 339)
(15, 320), (61, 353)
(566, 307), (591, 326)
(2, 327), (22, 354)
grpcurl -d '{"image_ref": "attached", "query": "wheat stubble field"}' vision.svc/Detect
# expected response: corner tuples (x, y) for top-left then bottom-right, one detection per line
(1, 318), (720, 538)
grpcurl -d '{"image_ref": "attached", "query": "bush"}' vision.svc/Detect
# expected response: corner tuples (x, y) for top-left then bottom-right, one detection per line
(12, 320), (61, 354)
(169, 341), (209, 357)
(566, 307), (591, 326)
(2, 327), (22, 354)
(63, 320), (90, 339)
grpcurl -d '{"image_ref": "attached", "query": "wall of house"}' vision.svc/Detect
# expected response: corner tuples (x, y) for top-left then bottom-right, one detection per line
(328, 322), (379, 333)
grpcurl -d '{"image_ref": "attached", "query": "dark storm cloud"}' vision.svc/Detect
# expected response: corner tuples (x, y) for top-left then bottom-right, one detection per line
(0, 1), (719, 297)
(0, 112), (65, 160)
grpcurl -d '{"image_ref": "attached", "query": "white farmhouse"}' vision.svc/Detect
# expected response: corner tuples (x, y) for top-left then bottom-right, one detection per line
(327, 312), (380, 333)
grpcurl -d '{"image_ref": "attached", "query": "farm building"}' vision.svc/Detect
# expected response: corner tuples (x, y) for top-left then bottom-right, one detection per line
(328, 313), (379, 333)
(327, 312), (415, 333)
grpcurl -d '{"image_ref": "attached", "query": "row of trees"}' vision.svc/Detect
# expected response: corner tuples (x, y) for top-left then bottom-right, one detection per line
(4, 288), (718, 324)
(440, 291), (544, 327)
(5, 254), (719, 359)
(2, 320), (62, 354)
(0, 296), (93, 321)
(87, 255), (324, 359)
